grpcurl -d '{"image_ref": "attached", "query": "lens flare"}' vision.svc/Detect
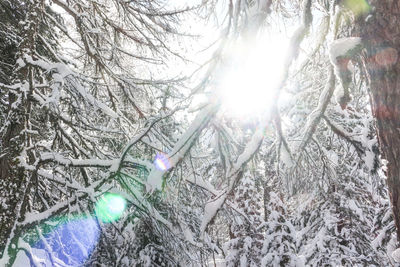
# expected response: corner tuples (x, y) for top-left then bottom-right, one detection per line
(375, 47), (398, 67)
(95, 193), (126, 223)
(20, 217), (101, 266)
(344, 0), (370, 16)
(154, 153), (171, 171)
(15, 194), (127, 265)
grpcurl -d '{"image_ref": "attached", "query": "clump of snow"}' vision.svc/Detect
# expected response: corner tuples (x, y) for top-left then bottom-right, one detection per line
(146, 168), (164, 192)
(280, 144), (294, 168)
(392, 248), (400, 262)
(329, 37), (362, 64)
(325, 148), (338, 166)
(334, 84), (345, 103)
(348, 199), (363, 219)
(13, 250), (31, 267)
(16, 58), (26, 68)
(381, 158), (388, 172)
(200, 194), (227, 236)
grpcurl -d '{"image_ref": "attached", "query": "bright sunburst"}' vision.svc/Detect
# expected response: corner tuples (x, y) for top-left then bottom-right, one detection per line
(218, 33), (289, 118)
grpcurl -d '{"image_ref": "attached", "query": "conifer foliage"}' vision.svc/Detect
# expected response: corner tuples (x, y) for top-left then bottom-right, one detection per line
(224, 172), (264, 267)
(261, 191), (299, 266)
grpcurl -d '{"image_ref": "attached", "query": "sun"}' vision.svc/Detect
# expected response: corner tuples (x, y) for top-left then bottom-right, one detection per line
(217, 32), (288, 118)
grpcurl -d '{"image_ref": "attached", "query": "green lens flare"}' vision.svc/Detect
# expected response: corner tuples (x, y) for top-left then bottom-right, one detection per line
(95, 193), (126, 223)
(344, 0), (370, 16)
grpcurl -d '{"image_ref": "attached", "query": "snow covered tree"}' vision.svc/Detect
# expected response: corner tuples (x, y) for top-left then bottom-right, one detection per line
(1, 0), (400, 266)
(0, 0), (204, 265)
(371, 197), (398, 265)
(261, 190), (299, 266)
(293, 127), (385, 266)
(223, 171), (264, 266)
(87, 214), (184, 267)
(296, 188), (381, 266)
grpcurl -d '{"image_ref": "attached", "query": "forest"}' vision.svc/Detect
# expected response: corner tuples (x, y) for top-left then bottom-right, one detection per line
(1, 0), (400, 266)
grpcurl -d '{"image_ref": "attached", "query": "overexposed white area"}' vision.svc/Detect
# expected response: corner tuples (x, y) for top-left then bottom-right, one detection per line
(217, 32), (289, 118)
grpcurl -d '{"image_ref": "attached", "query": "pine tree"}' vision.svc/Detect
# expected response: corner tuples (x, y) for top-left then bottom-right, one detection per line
(371, 174), (398, 265)
(261, 190), (299, 267)
(223, 172), (264, 267)
(295, 169), (384, 266)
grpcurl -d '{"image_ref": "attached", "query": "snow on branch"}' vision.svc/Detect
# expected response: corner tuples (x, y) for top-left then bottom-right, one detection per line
(185, 174), (251, 223)
(329, 37), (362, 109)
(323, 115), (365, 155)
(117, 116), (167, 172)
(392, 248), (400, 263)
(295, 68), (335, 160)
(329, 37), (362, 64)
(285, 0), (312, 64)
(40, 153), (118, 168)
(199, 0), (314, 238)
(146, 102), (219, 192)
(23, 54), (118, 118)
(200, 124), (266, 236)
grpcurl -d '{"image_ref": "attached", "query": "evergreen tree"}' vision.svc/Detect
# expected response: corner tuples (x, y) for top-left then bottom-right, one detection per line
(223, 172), (264, 267)
(261, 190), (299, 267)
(295, 169), (384, 266)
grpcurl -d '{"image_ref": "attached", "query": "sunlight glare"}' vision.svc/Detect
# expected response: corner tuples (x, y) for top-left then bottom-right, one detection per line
(218, 33), (288, 118)
(95, 193), (126, 223)
(154, 153), (171, 171)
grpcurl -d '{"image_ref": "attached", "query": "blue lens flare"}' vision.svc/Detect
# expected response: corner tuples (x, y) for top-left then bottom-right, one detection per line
(23, 193), (128, 265)
(31, 217), (100, 266)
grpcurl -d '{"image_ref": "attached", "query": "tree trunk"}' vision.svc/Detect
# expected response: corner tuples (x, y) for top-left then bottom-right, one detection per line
(0, 0), (42, 260)
(354, 1), (400, 242)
